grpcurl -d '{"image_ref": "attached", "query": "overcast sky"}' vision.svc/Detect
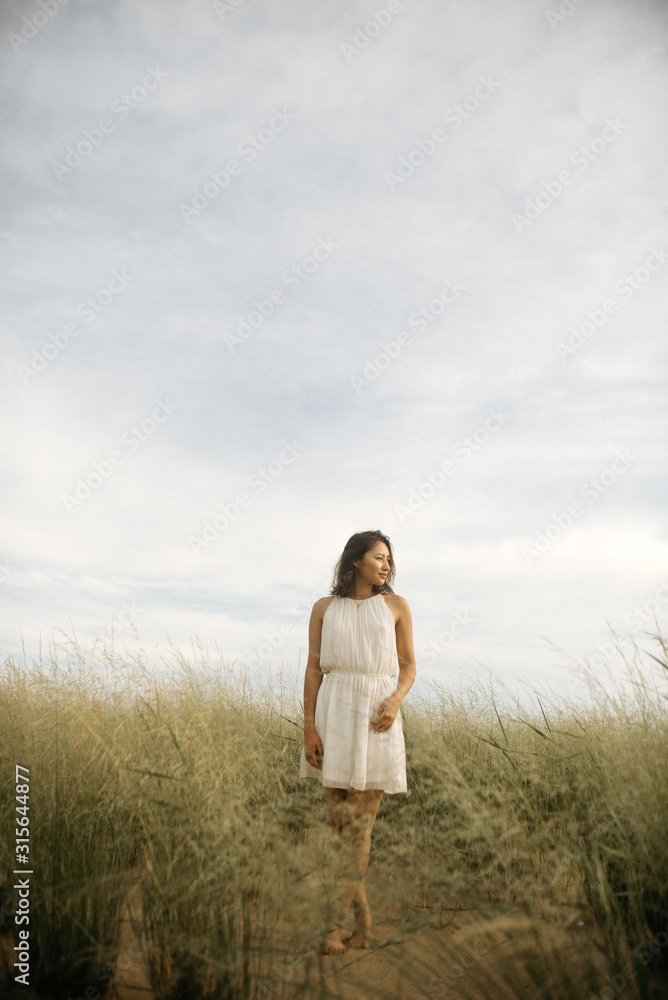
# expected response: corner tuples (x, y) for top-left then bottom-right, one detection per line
(1, 0), (667, 708)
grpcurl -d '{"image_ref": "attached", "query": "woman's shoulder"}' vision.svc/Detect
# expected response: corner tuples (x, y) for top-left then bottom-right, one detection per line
(311, 594), (337, 619)
(383, 594), (411, 624)
(382, 593), (410, 620)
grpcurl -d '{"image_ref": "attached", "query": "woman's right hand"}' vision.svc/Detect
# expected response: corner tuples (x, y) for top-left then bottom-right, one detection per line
(304, 727), (324, 770)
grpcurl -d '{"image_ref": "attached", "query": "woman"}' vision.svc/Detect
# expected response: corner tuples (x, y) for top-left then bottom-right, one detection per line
(299, 529), (416, 955)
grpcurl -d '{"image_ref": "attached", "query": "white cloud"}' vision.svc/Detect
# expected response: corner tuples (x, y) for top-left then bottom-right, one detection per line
(1, 0), (667, 705)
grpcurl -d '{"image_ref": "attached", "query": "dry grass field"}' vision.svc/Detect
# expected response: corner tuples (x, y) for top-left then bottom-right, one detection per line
(1, 629), (668, 999)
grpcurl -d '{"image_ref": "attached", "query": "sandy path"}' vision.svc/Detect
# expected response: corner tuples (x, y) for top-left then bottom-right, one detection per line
(0, 824), (601, 1000)
(108, 874), (153, 1000)
(254, 822), (603, 1000)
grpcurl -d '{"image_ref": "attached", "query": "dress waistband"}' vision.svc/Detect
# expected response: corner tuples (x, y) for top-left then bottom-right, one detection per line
(322, 669), (396, 678)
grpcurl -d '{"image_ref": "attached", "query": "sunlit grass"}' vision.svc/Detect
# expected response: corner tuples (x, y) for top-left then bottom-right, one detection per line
(1, 629), (667, 998)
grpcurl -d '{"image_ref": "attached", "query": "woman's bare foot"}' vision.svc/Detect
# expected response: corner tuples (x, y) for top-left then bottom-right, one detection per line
(322, 923), (348, 955)
(346, 900), (372, 948)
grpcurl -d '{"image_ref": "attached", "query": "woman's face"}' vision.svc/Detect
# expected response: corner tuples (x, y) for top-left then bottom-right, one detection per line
(353, 541), (391, 586)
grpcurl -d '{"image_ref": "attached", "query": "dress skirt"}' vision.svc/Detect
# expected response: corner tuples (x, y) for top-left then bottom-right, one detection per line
(299, 670), (408, 794)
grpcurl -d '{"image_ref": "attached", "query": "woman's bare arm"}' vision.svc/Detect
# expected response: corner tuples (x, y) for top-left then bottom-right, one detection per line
(303, 597), (334, 768)
(371, 595), (416, 733)
(303, 596), (332, 729)
(391, 596), (416, 705)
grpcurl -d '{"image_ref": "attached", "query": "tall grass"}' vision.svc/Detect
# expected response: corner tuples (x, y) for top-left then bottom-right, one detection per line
(1, 630), (667, 999)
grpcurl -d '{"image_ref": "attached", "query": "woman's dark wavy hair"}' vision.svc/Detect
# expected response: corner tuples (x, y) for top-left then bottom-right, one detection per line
(330, 530), (396, 598)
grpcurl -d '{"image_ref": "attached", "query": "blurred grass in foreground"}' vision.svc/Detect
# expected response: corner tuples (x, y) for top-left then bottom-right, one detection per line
(0, 629), (667, 999)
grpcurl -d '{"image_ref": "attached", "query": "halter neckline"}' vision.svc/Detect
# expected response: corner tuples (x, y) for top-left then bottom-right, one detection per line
(342, 593), (382, 604)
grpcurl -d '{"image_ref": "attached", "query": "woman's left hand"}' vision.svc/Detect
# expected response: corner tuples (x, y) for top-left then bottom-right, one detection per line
(370, 695), (401, 733)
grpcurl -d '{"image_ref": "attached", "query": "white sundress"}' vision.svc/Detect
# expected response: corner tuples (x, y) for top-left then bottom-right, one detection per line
(299, 593), (408, 794)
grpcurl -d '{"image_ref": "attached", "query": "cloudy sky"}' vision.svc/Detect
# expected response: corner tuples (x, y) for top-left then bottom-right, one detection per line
(1, 0), (667, 708)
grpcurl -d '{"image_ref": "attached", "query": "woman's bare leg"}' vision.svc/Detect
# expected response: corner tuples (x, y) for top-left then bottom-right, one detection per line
(347, 875), (372, 948)
(322, 787), (348, 954)
(327, 788), (384, 950)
